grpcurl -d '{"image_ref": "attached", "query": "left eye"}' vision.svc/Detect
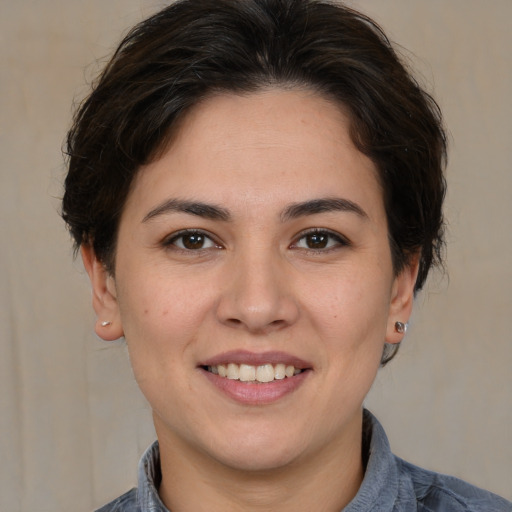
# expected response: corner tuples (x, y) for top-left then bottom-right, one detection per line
(293, 230), (347, 250)
(166, 231), (219, 251)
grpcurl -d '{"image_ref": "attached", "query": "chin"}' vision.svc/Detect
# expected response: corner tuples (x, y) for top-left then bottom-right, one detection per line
(200, 425), (307, 473)
(215, 444), (302, 473)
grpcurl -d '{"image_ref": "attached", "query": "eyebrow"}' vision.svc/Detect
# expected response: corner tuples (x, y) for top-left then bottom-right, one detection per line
(142, 199), (231, 223)
(281, 197), (368, 222)
(142, 196), (367, 224)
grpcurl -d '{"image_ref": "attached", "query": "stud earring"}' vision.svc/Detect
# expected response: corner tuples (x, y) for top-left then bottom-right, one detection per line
(101, 321), (112, 327)
(395, 321), (408, 334)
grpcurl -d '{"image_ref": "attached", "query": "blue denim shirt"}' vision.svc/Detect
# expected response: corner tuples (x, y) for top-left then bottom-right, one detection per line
(96, 410), (511, 511)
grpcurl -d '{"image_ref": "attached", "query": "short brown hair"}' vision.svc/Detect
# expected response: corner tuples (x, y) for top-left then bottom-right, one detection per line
(62, 0), (447, 362)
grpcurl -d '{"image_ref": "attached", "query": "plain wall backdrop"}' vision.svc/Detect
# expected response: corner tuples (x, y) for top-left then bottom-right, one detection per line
(1, 1), (511, 510)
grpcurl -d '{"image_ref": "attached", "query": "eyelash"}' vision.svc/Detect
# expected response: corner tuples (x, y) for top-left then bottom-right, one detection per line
(291, 228), (350, 252)
(162, 228), (350, 253)
(162, 229), (222, 252)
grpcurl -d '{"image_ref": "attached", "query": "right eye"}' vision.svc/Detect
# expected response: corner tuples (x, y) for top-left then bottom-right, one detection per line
(164, 230), (220, 251)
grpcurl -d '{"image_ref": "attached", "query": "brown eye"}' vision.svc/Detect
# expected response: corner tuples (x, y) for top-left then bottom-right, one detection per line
(181, 233), (206, 250)
(305, 232), (329, 249)
(293, 230), (348, 251)
(167, 230), (218, 251)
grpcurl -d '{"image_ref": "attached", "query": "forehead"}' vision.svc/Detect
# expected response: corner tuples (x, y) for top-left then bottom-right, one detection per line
(125, 89), (383, 220)
(172, 89), (355, 161)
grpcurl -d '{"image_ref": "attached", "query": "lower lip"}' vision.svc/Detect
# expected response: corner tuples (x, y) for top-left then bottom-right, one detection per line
(201, 369), (310, 405)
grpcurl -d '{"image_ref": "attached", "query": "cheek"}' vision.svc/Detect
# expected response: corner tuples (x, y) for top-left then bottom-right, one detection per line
(306, 267), (392, 332)
(116, 270), (218, 363)
(117, 283), (198, 397)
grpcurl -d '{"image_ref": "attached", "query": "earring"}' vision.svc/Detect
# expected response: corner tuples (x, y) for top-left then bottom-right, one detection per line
(395, 321), (408, 334)
(101, 321), (112, 327)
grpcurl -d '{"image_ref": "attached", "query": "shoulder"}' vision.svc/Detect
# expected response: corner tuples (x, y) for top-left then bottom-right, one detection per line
(396, 457), (512, 512)
(357, 410), (511, 512)
(95, 488), (138, 512)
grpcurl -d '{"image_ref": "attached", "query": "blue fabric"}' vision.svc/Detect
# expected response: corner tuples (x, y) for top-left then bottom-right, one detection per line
(96, 411), (511, 511)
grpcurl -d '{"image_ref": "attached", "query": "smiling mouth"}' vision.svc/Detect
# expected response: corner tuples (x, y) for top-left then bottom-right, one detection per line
(204, 363), (304, 383)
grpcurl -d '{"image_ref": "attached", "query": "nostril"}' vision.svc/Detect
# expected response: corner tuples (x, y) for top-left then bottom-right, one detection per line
(216, 287), (300, 332)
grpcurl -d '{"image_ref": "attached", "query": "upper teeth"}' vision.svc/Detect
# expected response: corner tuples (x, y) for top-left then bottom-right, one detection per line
(208, 363), (301, 383)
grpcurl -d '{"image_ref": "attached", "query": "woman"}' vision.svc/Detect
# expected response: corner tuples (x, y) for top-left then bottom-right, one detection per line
(62, 0), (511, 510)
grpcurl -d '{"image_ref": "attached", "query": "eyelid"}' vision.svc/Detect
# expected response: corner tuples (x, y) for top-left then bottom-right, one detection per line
(290, 228), (350, 250)
(162, 228), (223, 250)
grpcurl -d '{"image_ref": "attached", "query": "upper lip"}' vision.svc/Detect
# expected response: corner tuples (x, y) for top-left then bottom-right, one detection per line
(199, 350), (311, 369)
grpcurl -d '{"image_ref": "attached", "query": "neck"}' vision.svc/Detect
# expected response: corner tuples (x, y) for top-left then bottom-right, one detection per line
(154, 412), (364, 512)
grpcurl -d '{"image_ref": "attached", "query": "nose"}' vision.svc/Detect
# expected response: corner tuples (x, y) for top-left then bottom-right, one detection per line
(215, 249), (300, 334)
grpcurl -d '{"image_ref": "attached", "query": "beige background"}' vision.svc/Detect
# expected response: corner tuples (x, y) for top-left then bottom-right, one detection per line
(1, 1), (511, 511)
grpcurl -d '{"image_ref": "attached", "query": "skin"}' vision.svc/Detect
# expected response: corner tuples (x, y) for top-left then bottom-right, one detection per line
(83, 89), (418, 511)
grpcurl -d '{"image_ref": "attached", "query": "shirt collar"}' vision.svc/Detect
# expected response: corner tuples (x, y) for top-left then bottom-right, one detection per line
(343, 409), (399, 511)
(137, 442), (167, 511)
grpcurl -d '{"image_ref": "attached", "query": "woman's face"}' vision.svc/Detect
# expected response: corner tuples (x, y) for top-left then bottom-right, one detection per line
(86, 89), (416, 472)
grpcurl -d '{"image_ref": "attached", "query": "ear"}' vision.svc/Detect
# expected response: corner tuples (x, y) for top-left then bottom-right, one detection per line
(81, 245), (124, 341)
(385, 254), (420, 344)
